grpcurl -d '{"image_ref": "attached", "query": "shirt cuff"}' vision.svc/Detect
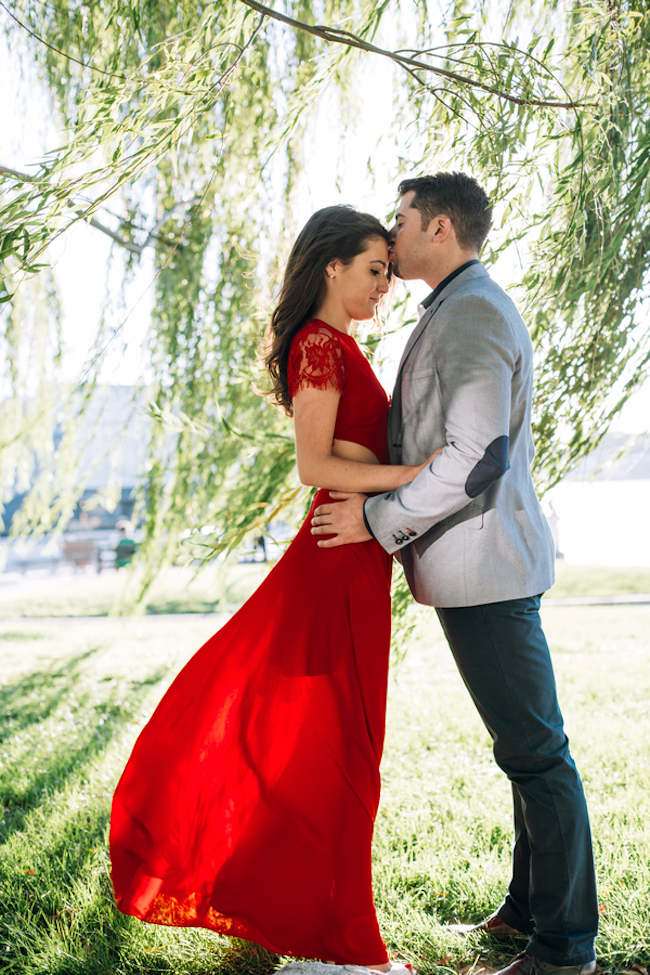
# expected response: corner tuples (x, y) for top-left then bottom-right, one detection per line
(362, 498), (376, 540)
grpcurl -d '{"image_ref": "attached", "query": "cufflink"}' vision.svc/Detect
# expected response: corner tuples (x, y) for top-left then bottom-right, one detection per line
(392, 528), (418, 545)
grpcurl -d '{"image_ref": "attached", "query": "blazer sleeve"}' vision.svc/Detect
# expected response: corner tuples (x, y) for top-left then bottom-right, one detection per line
(364, 293), (518, 554)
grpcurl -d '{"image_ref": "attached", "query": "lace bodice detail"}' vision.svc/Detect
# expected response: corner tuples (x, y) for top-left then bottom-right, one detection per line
(287, 323), (346, 398)
(287, 320), (390, 464)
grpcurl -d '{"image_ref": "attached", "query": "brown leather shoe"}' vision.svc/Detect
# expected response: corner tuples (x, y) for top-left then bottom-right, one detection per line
(495, 951), (596, 975)
(448, 912), (530, 939)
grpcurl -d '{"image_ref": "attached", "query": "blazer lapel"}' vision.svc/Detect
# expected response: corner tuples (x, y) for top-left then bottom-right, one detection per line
(388, 299), (440, 456)
(389, 263), (490, 454)
(388, 296), (442, 449)
(395, 298), (440, 374)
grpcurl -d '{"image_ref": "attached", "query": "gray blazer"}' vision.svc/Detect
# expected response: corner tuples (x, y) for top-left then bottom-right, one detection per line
(364, 263), (555, 608)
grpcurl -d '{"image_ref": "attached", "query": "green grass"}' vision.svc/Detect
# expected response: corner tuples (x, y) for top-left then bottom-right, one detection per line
(377, 606), (650, 971)
(546, 562), (650, 598)
(1, 562), (649, 623)
(0, 607), (649, 973)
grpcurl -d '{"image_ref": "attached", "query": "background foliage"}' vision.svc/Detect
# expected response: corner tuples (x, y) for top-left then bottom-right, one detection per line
(1, 0), (650, 629)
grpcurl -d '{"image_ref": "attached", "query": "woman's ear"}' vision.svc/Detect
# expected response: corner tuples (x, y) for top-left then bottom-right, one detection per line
(325, 259), (338, 280)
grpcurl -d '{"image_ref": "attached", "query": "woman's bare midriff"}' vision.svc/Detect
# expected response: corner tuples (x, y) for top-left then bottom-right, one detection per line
(332, 439), (380, 465)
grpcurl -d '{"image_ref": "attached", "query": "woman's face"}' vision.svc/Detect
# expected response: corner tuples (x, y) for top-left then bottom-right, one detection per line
(328, 237), (390, 321)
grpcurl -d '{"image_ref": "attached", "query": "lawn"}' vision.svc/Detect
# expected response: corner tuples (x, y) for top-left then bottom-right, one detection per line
(0, 563), (268, 619)
(1, 561), (649, 620)
(549, 562), (650, 598)
(1, 605), (648, 974)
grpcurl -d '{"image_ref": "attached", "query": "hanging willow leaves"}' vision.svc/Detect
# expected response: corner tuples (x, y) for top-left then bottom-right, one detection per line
(1, 0), (649, 645)
(394, 0), (650, 493)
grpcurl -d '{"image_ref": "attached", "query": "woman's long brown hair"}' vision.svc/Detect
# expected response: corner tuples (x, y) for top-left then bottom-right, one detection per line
(265, 205), (389, 415)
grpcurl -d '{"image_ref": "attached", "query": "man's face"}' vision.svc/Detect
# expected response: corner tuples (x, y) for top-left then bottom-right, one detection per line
(388, 191), (432, 280)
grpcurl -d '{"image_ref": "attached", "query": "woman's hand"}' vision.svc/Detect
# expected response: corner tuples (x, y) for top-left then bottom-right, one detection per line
(413, 446), (444, 476)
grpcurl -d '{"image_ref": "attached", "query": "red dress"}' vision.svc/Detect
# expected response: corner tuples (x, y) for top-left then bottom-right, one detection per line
(110, 321), (392, 965)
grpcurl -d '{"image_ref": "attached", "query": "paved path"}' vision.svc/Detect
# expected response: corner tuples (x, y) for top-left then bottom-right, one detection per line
(1, 597), (650, 625)
(0, 612), (231, 624)
(543, 593), (650, 606)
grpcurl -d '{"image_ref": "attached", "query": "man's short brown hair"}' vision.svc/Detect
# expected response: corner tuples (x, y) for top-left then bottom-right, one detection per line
(398, 172), (493, 253)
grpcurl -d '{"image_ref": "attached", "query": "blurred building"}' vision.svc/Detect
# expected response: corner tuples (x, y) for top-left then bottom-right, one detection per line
(1, 386), (148, 573)
(2, 385), (147, 536)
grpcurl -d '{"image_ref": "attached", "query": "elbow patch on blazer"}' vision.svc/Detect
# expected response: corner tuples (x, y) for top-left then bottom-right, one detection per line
(465, 435), (510, 498)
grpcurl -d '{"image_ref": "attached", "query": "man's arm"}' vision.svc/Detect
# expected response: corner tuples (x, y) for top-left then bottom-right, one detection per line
(366, 294), (516, 553)
(312, 294), (517, 550)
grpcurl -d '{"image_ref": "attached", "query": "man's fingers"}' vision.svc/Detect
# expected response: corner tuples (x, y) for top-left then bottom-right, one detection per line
(316, 536), (344, 548)
(312, 504), (331, 518)
(311, 510), (334, 532)
(311, 523), (336, 535)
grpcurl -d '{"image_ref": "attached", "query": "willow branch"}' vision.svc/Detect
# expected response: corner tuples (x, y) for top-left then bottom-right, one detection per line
(0, 164), (174, 254)
(236, 0), (588, 109)
(0, 0), (126, 79)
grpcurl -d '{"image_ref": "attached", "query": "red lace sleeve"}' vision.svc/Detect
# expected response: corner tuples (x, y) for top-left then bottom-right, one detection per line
(287, 323), (346, 399)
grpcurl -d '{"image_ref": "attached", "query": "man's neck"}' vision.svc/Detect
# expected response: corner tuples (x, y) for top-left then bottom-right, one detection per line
(423, 251), (479, 291)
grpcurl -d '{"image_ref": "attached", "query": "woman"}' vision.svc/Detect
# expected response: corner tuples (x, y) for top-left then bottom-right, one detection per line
(110, 206), (433, 971)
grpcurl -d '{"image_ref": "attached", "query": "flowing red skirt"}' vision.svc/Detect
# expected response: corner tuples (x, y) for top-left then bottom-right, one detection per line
(110, 490), (392, 965)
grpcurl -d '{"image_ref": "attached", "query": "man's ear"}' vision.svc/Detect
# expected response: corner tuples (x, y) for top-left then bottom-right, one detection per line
(428, 215), (454, 242)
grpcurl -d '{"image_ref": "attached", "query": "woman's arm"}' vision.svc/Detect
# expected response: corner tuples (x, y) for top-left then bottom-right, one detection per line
(293, 385), (432, 492)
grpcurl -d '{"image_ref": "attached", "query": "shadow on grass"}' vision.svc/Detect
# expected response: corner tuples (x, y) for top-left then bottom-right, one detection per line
(2, 804), (280, 975)
(0, 652), (170, 843)
(0, 649), (98, 745)
(0, 649), (219, 975)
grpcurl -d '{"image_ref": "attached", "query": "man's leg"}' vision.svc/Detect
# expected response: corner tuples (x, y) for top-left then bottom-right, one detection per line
(506, 782), (533, 929)
(436, 595), (598, 967)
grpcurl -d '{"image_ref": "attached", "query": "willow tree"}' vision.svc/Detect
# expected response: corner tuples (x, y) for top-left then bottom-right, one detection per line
(1, 0), (649, 622)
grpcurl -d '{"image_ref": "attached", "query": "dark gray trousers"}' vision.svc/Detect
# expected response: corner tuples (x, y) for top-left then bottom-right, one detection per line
(436, 595), (598, 966)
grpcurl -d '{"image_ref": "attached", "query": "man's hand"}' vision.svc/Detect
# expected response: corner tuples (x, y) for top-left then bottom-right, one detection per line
(311, 491), (371, 547)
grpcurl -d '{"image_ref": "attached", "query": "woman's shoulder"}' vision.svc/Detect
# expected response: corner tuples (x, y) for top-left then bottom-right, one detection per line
(290, 319), (343, 349)
(287, 320), (346, 395)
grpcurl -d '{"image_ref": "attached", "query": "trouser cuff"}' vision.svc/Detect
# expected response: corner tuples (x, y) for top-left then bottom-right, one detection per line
(497, 898), (535, 935)
(525, 937), (596, 968)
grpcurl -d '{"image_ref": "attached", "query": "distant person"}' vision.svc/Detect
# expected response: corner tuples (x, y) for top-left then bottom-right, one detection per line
(255, 534), (267, 561)
(311, 173), (598, 975)
(114, 520), (137, 569)
(110, 206), (439, 971)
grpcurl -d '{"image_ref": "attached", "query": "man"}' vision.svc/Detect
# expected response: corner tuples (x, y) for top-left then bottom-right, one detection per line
(311, 173), (598, 975)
